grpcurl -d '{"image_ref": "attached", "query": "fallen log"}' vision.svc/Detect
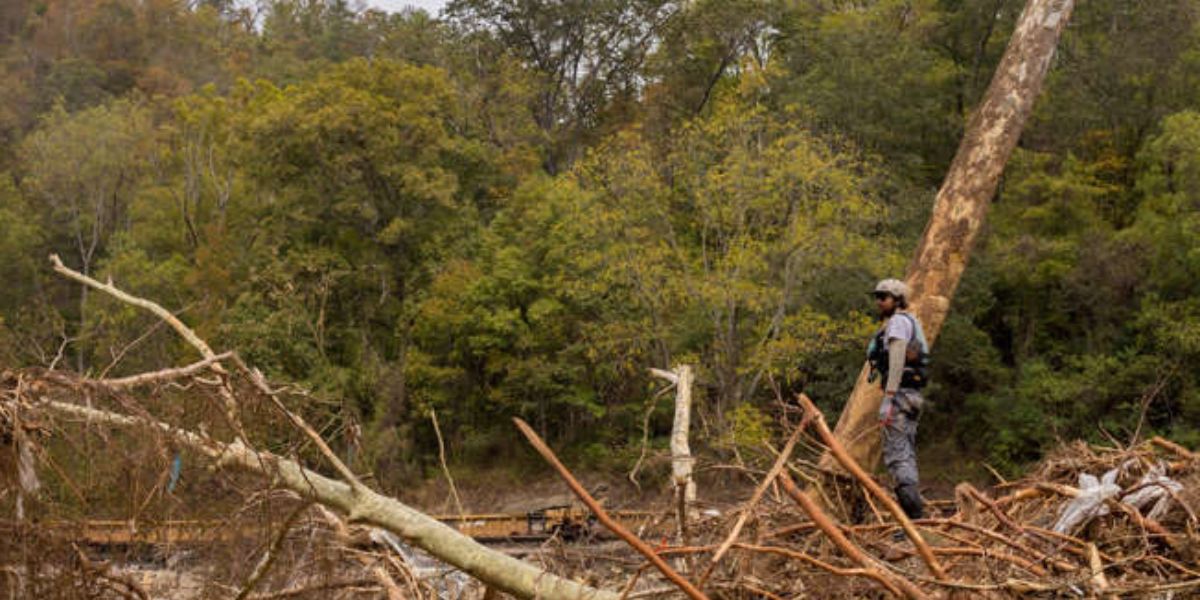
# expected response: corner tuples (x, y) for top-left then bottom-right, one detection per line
(35, 397), (618, 600)
(38, 256), (619, 600)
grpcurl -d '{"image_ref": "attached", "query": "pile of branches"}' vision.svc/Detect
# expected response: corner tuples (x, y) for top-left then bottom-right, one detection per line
(0, 258), (606, 600)
(0, 490), (449, 599)
(0, 350), (474, 595)
(512, 396), (1200, 599)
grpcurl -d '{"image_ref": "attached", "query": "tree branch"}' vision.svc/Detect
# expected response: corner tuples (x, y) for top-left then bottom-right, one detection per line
(31, 396), (619, 600)
(513, 417), (708, 600)
(778, 472), (927, 599)
(88, 352), (234, 390)
(796, 394), (948, 582)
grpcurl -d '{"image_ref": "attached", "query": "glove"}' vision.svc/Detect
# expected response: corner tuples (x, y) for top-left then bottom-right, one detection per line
(879, 395), (895, 427)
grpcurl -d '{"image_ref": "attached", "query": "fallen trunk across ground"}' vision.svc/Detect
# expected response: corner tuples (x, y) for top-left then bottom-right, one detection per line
(21, 255), (620, 600)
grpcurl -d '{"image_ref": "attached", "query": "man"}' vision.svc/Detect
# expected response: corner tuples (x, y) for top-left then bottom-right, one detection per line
(866, 278), (929, 521)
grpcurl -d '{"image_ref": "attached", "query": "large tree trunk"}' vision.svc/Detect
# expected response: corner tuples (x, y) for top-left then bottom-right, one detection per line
(821, 0), (1076, 474)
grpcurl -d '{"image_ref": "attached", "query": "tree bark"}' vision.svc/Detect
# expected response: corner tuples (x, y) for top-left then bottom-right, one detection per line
(651, 365), (697, 538)
(668, 366), (696, 512)
(821, 0), (1076, 475)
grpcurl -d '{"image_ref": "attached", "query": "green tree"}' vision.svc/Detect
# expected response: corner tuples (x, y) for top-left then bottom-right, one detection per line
(644, 0), (780, 126)
(0, 179), (47, 366)
(20, 98), (156, 371)
(405, 83), (897, 458)
(775, 0), (963, 182)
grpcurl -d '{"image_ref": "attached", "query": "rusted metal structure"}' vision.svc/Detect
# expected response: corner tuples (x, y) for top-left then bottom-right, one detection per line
(4, 508), (664, 548)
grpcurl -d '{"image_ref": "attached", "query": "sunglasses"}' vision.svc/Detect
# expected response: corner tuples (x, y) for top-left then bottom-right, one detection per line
(873, 292), (893, 301)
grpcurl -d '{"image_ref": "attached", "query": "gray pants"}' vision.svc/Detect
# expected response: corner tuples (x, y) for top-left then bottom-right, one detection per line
(880, 389), (923, 519)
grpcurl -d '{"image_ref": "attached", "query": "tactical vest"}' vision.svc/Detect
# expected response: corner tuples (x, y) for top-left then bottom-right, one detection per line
(866, 312), (931, 389)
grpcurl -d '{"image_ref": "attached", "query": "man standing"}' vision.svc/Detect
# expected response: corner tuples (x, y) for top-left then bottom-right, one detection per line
(867, 279), (929, 521)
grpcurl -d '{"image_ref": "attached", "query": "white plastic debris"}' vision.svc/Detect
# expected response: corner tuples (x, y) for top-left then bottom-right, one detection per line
(1052, 463), (1184, 535)
(1052, 468), (1121, 534)
(1121, 462), (1183, 521)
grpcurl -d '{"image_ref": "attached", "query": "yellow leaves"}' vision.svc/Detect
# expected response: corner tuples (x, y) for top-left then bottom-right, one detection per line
(398, 164), (459, 209)
(377, 217), (410, 246)
(723, 402), (772, 454)
(553, 87), (900, 407)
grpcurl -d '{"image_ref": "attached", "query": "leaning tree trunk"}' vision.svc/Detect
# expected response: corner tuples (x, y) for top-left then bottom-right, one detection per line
(820, 0), (1076, 475)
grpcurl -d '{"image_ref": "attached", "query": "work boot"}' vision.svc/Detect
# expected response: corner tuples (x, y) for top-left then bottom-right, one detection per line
(896, 484), (925, 520)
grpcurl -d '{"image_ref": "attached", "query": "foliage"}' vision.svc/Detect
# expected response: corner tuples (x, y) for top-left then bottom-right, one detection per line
(1, 0), (1200, 487)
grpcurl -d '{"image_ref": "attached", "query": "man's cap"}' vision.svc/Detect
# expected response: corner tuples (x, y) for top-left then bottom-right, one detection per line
(873, 278), (909, 299)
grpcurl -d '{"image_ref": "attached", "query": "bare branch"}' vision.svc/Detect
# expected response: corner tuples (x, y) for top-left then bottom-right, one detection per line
(430, 408), (465, 519)
(513, 417), (708, 600)
(648, 368), (679, 385)
(89, 352), (234, 390)
(235, 503), (313, 600)
(227, 353), (366, 492)
(778, 472), (926, 599)
(50, 254), (217, 360)
(796, 394), (948, 582)
(701, 412), (808, 584)
(50, 254), (245, 437)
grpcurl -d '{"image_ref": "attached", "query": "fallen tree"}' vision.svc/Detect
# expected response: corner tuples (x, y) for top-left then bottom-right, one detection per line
(19, 255), (620, 600)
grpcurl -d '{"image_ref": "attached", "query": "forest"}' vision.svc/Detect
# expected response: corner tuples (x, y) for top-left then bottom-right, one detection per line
(4, 0), (1200, 597)
(3, 0), (1199, 484)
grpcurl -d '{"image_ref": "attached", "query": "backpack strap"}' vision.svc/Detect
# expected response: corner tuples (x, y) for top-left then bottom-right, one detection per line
(895, 312), (929, 356)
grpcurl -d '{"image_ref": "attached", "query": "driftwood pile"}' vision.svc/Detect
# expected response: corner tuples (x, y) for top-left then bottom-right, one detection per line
(503, 396), (1199, 599)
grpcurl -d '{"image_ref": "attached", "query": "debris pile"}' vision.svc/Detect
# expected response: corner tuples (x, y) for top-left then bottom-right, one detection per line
(5, 355), (1200, 598)
(579, 431), (1200, 599)
(463, 398), (1200, 598)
